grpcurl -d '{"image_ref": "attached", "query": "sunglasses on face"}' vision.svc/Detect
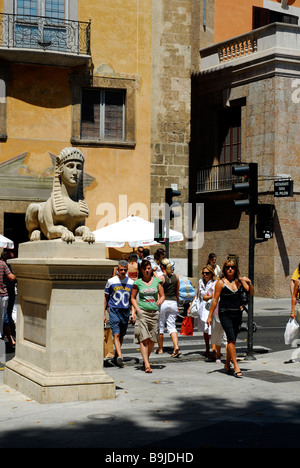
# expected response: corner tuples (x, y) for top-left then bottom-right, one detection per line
(225, 266), (235, 270)
(119, 268), (127, 272)
(202, 271), (210, 275)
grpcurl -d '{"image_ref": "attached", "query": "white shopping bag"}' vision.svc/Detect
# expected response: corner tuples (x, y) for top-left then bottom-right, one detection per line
(284, 318), (300, 345)
(190, 297), (200, 317)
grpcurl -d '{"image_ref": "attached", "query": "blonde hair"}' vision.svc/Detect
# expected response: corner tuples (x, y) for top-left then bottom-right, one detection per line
(202, 264), (216, 281)
(161, 258), (173, 275)
(221, 259), (240, 280)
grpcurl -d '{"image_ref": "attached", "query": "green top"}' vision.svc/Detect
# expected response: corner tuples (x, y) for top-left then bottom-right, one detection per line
(133, 276), (162, 311)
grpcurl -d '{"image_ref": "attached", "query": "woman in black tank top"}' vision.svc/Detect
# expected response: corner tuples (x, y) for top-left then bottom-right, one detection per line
(155, 258), (181, 357)
(206, 259), (254, 378)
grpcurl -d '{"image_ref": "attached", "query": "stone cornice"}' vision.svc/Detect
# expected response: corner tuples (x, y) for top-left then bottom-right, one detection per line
(197, 22), (300, 93)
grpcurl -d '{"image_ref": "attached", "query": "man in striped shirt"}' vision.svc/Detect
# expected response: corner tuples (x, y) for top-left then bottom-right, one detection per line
(0, 255), (16, 339)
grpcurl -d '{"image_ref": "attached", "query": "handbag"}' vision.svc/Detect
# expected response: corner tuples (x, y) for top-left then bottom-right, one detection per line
(284, 318), (300, 345)
(239, 285), (249, 305)
(180, 316), (194, 336)
(190, 297), (200, 317)
(205, 298), (213, 311)
(104, 327), (115, 358)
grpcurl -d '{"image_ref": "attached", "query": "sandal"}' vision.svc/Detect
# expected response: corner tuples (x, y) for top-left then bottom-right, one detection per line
(145, 366), (152, 373)
(224, 365), (233, 375)
(234, 371), (243, 378)
(171, 350), (181, 358)
(154, 349), (163, 354)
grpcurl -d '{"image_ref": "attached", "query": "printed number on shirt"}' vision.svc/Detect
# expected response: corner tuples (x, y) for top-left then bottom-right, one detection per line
(113, 289), (131, 308)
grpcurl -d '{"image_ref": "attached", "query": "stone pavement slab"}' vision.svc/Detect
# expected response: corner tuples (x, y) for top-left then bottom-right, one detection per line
(1, 344), (300, 449)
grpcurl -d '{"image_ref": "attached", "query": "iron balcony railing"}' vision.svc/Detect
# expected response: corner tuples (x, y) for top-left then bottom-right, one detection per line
(197, 162), (245, 193)
(0, 13), (91, 56)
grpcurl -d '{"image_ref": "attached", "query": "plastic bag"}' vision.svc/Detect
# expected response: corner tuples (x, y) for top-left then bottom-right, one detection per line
(179, 277), (196, 303)
(284, 318), (300, 345)
(180, 316), (194, 336)
(190, 297), (200, 317)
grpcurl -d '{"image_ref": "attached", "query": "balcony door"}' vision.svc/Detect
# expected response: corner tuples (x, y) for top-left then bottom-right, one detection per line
(14, 0), (68, 51)
(218, 106), (241, 165)
(215, 106), (241, 190)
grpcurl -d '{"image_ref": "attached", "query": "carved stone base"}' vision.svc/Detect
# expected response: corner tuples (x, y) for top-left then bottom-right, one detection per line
(4, 239), (116, 404)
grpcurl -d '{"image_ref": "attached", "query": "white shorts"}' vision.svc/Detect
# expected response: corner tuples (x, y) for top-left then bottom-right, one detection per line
(159, 300), (178, 335)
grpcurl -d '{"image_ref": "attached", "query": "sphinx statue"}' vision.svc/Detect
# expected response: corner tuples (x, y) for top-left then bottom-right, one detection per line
(26, 147), (95, 243)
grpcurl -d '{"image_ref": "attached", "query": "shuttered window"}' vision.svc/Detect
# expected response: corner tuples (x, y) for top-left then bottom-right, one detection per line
(219, 106), (241, 164)
(81, 89), (125, 141)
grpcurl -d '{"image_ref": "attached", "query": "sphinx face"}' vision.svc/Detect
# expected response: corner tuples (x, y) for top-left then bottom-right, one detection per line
(60, 160), (83, 187)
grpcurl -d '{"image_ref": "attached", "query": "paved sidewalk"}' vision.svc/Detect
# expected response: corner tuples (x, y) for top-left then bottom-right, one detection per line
(0, 296), (298, 449)
(253, 296), (290, 315)
(1, 346), (300, 448)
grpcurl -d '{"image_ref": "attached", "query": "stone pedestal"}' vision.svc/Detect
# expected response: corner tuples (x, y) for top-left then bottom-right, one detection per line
(4, 239), (116, 404)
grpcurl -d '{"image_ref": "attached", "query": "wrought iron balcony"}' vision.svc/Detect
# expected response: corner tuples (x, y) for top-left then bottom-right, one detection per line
(0, 13), (91, 66)
(197, 162), (245, 194)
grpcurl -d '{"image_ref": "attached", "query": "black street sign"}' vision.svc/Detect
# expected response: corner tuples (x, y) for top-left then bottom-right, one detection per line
(274, 179), (293, 197)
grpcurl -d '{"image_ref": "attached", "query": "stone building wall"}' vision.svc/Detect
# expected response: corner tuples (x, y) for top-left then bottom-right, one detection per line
(194, 74), (300, 298)
(151, 0), (192, 261)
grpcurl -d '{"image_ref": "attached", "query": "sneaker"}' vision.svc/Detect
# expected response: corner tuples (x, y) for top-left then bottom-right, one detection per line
(116, 356), (124, 367)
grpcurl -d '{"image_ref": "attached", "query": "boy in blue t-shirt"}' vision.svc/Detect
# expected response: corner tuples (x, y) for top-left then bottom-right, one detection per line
(104, 260), (134, 367)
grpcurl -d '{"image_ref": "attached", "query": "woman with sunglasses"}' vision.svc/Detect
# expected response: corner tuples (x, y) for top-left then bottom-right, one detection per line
(188, 265), (216, 358)
(207, 259), (254, 378)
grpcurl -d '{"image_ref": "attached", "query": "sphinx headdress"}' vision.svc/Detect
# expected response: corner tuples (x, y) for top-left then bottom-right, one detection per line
(52, 147), (89, 217)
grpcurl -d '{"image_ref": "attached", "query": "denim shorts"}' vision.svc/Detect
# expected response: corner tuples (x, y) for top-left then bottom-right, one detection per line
(109, 306), (130, 337)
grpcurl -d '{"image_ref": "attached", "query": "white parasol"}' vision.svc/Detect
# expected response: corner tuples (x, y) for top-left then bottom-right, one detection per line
(0, 234), (14, 249)
(93, 215), (184, 248)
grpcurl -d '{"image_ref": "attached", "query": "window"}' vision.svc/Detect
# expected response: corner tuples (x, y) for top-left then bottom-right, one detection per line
(253, 6), (298, 29)
(71, 75), (136, 148)
(81, 89), (125, 142)
(218, 106), (241, 164)
(15, 0), (38, 16)
(14, 0), (67, 50)
(15, 0), (66, 18)
(45, 0), (65, 19)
